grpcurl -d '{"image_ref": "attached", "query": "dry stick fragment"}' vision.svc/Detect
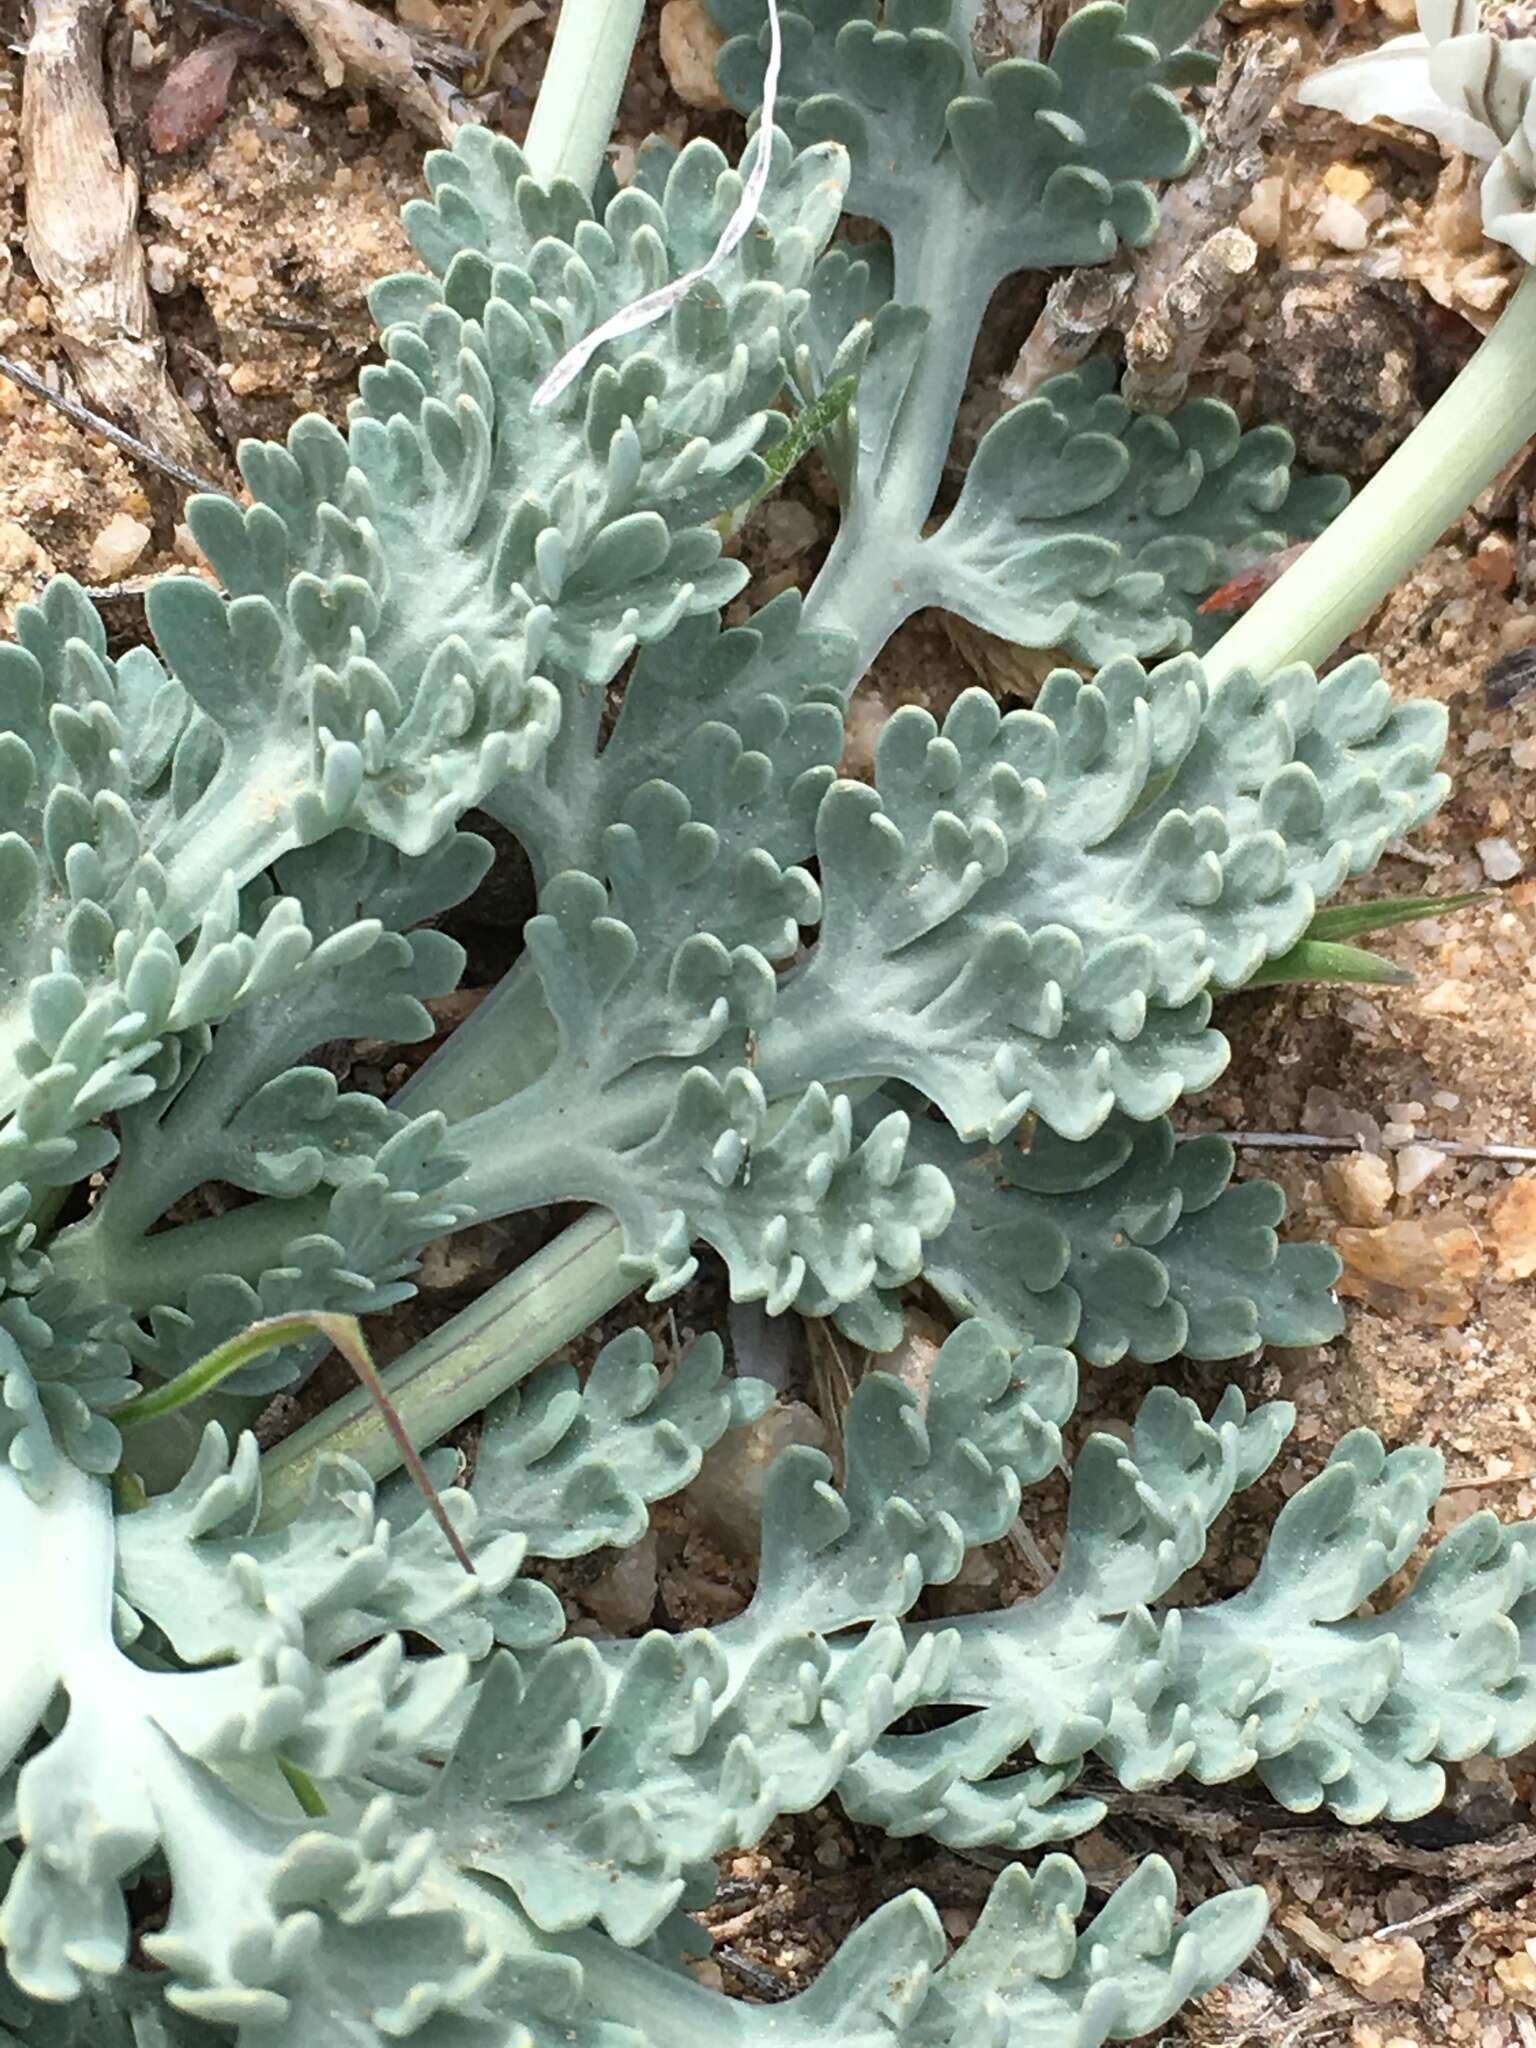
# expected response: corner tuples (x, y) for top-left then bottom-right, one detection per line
(1131, 32), (1302, 305)
(1189, 1131), (1536, 1164)
(1001, 252), (1136, 400)
(1004, 30), (1305, 404)
(1120, 223), (1257, 411)
(268, 0), (477, 144)
(21, 0), (228, 485)
(971, 0), (1095, 67)
(714, 1947), (792, 2002)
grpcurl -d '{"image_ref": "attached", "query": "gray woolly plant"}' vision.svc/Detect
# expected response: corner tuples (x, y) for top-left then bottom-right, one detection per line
(5, 0), (1536, 2041)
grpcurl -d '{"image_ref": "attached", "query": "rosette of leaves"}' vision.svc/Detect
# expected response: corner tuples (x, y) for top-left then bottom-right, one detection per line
(0, 7), (1514, 2044)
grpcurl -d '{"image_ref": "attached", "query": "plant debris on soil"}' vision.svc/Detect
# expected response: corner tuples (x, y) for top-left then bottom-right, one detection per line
(6, 0), (1536, 2041)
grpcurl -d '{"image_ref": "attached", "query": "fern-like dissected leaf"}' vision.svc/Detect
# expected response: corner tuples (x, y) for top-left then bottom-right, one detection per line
(115, 1425), (558, 1666)
(45, 833), (485, 1394)
(918, 358), (1348, 665)
(0, 125), (850, 1405)
(0, 1977), (216, 2046)
(100, 1111), (466, 1390)
(539, 1853), (1264, 2047)
(711, 4), (1339, 678)
(912, 1856), (1267, 2047)
(443, 698), (955, 1310)
(191, 122), (846, 739)
(155, 1816), (510, 2046)
(386, 643), (1433, 1320)
(428, 1618), (948, 1945)
(903, 1108), (1344, 1364)
(0, 1447), (472, 2018)
(590, 1324), (1098, 1856)
(756, 660), (1446, 1141)
(746, 1319), (1073, 1634)
(529, 1327), (1536, 1854)
(848, 1383), (1536, 1841)
(714, 0), (1199, 270)
(157, 126), (852, 887)
(488, 591), (853, 885)
(461, 1327), (772, 1556)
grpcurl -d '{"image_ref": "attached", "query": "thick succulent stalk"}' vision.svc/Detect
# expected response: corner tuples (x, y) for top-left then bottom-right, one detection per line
(1206, 263), (1536, 681)
(255, 1207), (629, 1524)
(522, 0), (647, 191)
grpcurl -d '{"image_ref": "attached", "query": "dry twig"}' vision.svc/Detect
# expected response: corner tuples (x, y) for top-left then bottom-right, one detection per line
(1191, 1130), (1536, 1165)
(21, 0), (227, 484)
(1120, 224), (1257, 412)
(267, 0), (478, 143)
(1001, 252), (1137, 400)
(1005, 31), (1304, 405)
(714, 1946), (792, 2000)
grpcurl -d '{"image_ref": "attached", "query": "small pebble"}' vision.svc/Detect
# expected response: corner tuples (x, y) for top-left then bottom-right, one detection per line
(1489, 1174), (1536, 1280)
(1472, 533), (1516, 591)
(1323, 162), (1373, 205)
(1477, 835), (1524, 882)
(1325, 1150), (1393, 1226)
(87, 513), (152, 582)
(1239, 176), (1285, 248)
(685, 1401), (827, 1556)
(1317, 194), (1370, 252)
(1395, 1145), (1446, 1199)
(580, 1527), (658, 1634)
(145, 241), (188, 297)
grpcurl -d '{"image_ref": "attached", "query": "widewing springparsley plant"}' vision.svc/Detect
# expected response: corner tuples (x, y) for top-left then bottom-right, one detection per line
(4, 1), (1536, 2041)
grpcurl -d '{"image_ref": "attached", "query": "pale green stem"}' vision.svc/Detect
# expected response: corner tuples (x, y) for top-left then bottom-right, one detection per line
(50, 1191), (330, 1316)
(395, 957), (558, 1122)
(255, 1208), (628, 1524)
(804, 189), (997, 677)
(1205, 264), (1536, 684)
(522, 0), (645, 193)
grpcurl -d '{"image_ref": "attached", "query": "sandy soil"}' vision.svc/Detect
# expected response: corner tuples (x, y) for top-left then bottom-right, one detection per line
(4, 1), (1536, 2042)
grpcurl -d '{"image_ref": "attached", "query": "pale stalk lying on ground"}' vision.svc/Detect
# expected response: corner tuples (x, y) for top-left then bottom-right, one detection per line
(522, 0), (646, 190)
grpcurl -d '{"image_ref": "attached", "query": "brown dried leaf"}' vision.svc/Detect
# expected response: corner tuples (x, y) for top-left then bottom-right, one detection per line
(147, 28), (263, 157)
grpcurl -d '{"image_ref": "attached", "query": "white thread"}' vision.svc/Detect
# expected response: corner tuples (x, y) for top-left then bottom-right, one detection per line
(531, 0), (784, 409)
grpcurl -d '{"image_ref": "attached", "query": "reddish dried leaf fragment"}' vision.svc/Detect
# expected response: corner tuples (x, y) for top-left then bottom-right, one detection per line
(148, 27), (264, 157)
(1197, 541), (1310, 616)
